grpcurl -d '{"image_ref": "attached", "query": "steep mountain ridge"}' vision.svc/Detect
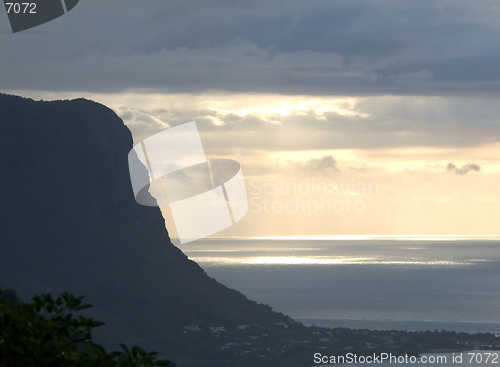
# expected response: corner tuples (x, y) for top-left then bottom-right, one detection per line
(0, 94), (302, 365)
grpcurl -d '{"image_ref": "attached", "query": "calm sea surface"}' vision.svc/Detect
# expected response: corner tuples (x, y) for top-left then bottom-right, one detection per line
(177, 237), (500, 334)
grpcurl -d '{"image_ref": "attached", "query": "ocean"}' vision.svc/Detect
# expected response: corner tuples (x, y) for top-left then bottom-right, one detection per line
(177, 236), (500, 334)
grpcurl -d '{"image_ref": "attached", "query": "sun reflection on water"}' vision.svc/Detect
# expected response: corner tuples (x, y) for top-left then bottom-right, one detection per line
(188, 256), (474, 266)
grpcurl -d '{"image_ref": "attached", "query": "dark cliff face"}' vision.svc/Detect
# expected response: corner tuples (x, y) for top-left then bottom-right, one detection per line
(0, 94), (297, 363)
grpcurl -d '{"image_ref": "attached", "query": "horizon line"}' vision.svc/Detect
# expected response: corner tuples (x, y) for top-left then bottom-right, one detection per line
(172, 234), (500, 242)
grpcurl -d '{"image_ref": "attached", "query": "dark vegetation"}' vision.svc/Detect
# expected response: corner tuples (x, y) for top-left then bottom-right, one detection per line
(0, 288), (173, 367)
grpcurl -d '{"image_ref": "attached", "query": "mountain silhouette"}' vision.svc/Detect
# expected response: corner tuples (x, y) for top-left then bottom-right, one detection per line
(0, 93), (321, 366)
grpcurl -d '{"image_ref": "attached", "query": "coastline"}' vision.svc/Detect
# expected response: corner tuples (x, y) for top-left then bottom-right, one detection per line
(297, 319), (500, 335)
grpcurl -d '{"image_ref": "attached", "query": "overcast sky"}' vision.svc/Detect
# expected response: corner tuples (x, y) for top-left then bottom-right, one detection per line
(2, 0), (500, 95)
(2, 0), (500, 237)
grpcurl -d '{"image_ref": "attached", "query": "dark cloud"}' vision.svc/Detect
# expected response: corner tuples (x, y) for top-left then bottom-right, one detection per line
(115, 96), (500, 150)
(446, 162), (482, 175)
(292, 155), (341, 176)
(2, 0), (500, 95)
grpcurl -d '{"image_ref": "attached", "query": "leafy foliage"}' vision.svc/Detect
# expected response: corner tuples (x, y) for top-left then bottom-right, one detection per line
(0, 288), (174, 367)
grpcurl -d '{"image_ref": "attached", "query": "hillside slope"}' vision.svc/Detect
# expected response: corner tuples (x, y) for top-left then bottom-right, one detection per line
(0, 94), (329, 366)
